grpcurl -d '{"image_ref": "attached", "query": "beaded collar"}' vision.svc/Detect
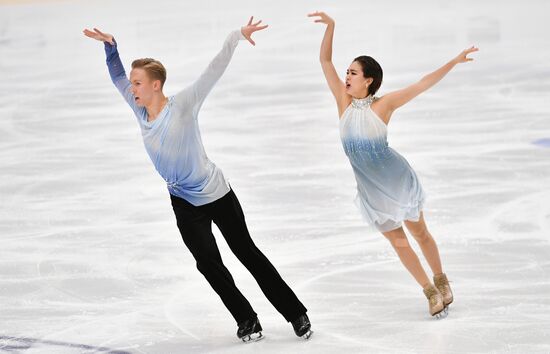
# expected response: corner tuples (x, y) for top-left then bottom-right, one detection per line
(351, 95), (376, 109)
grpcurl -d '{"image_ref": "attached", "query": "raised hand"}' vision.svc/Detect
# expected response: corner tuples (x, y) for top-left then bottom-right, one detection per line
(83, 27), (114, 45)
(240, 16), (268, 46)
(454, 46), (479, 64)
(307, 11), (335, 26)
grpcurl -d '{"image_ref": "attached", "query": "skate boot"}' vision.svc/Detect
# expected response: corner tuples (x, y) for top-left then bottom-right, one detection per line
(237, 317), (264, 342)
(434, 273), (453, 308)
(291, 313), (313, 339)
(423, 283), (445, 318)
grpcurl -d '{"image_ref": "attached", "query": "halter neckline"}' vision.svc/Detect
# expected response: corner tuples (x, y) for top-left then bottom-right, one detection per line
(351, 95), (375, 109)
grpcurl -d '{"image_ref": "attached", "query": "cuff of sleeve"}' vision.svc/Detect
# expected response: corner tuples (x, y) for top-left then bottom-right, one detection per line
(104, 39), (118, 55)
(104, 38), (117, 47)
(237, 29), (246, 41)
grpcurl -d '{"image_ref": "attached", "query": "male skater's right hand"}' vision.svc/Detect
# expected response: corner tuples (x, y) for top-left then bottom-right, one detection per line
(83, 27), (114, 45)
(241, 16), (268, 46)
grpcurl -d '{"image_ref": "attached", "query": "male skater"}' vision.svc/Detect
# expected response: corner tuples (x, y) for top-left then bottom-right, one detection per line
(83, 17), (312, 341)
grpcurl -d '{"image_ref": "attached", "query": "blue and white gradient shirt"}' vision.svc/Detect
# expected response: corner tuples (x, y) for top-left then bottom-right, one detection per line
(105, 30), (245, 206)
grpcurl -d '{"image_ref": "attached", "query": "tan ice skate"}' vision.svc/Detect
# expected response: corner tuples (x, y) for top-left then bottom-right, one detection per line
(434, 273), (453, 309)
(423, 284), (445, 318)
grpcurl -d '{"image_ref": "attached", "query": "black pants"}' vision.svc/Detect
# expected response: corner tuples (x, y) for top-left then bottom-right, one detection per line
(170, 188), (307, 324)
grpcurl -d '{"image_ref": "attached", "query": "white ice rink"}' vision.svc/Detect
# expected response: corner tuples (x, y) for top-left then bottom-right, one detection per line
(1, 0), (549, 353)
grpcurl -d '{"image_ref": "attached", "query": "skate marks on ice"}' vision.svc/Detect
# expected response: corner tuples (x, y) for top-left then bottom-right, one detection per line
(288, 229), (550, 353)
(484, 190), (550, 242)
(0, 335), (130, 354)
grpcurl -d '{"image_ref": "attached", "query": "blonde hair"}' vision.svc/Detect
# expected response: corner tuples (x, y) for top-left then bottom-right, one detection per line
(131, 58), (167, 88)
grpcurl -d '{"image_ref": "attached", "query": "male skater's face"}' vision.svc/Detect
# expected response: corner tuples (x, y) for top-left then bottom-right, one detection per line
(345, 61), (373, 98)
(130, 68), (160, 107)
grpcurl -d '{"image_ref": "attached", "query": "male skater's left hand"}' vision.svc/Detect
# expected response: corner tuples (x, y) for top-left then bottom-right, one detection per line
(241, 16), (268, 46)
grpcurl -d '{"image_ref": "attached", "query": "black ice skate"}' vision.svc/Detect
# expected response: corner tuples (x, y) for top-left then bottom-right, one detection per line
(237, 317), (264, 342)
(291, 313), (313, 339)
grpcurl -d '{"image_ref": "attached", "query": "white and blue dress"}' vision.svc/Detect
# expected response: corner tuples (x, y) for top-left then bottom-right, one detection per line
(339, 96), (426, 232)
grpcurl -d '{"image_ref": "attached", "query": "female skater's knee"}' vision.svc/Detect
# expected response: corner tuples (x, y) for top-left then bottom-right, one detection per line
(391, 236), (411, 249)
(411, 229), (432, 245)
(383, 231), (410, 249)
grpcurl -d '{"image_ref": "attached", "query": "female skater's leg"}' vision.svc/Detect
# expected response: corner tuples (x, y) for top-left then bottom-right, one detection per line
(382, 227), (430, 288)
(382, 226), (446, 316)
(403, 212), (443, 276)
(405, 213), (453, 307)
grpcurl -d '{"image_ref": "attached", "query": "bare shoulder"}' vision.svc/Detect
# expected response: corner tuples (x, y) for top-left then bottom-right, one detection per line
(370, 95), (394, 124)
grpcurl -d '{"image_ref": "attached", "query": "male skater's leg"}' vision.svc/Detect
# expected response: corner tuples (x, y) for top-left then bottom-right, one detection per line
(207, 189), (307, 322)
(170, 194), (256, 324)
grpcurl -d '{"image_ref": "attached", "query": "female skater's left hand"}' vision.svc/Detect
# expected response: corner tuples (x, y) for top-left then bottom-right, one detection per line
(454, 46), (479, 64)
(241, 16), (268, 46)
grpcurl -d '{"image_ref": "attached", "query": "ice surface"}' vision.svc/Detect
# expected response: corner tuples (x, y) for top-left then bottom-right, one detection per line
(1, 0), (549, 353)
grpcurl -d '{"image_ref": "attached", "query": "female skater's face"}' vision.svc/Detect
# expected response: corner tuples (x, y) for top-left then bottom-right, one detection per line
(130, 68), (160, 107)
(345, 61), (373, 98)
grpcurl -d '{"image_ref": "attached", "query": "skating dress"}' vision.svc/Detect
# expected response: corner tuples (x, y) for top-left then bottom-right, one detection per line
(339, 96), (426, 232)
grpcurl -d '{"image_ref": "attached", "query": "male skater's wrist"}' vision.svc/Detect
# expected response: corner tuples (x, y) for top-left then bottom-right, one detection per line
(104, 38), (117, 50)
(237, 29), (246, 40)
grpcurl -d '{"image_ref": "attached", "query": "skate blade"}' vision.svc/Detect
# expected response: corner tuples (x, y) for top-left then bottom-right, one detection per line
(241, 332), (264, 343)
(434, 307), (449, 319)
(301, 330), (313, 340)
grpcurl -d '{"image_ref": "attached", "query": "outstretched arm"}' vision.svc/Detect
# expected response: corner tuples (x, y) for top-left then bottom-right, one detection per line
(83, 28), (144, 118)
(379, 46), (479, 114)
(83, 28), (124, 82)
(308, 12), (349, 116)
(178, 17), (268, 110)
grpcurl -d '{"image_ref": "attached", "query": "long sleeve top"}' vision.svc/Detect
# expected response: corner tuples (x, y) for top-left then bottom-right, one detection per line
(104, 30), (245, 206)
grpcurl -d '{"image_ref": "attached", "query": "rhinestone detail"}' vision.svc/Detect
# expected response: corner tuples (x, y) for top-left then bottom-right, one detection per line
(351, 95), (376, 109)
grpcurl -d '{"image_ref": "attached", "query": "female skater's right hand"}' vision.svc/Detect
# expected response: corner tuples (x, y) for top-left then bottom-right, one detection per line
(83, 28), (114, 45)
(241, 16), (269, 46)
(307, 11), (335, 26)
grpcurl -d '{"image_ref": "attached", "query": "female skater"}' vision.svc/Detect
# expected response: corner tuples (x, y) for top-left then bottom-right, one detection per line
(308, 11), (478, 317)
(83, 17), (312, 341)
